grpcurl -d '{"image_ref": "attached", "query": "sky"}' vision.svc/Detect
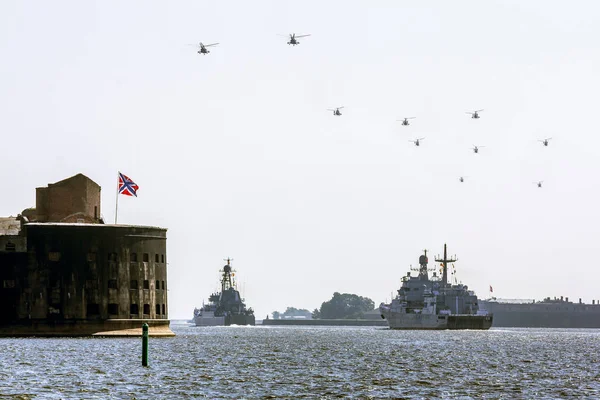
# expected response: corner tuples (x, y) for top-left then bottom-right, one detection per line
(1, 1), (600, 319)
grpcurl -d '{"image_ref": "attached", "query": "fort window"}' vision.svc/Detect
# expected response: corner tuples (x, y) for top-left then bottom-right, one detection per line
(143, 304), (150, 315)
(94, 206), (98, 219)
(87, 303), (100, 315)
(130, 280), (138, 290)
(155, 254), (159, 263)
(161, 254), (165, 263)
(161, 281), (165, 290)
(85, 280), (98, 289)
(108, 279), (118, 289)
(143, 280), (150, 290)
(156, 280), (160, 290)
(2, 280), (16, 289)
(108, 303), (118, 315)
(143, 253), (149, 262)
(156, 304), (161, 315)
(130, 304), (139, 315)
(162, 304), (166, 315)
(108, 252), (117, 262)
(48, 252), (61, 262)
(5, 242), (16, 252)
(130, 253), (138, 262)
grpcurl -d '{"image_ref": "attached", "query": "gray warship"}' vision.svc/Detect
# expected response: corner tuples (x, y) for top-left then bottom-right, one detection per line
(193, 259), (255, 326)
(379, 244), (492, 330)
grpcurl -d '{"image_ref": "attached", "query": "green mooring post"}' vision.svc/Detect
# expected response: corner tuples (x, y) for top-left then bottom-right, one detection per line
(142, 323), (149, 367)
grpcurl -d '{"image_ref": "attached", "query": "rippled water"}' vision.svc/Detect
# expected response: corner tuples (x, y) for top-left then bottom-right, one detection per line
(1, 322), (599, 399)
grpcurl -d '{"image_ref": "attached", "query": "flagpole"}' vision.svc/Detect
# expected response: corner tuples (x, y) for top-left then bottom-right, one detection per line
(115, 171), (119, 224)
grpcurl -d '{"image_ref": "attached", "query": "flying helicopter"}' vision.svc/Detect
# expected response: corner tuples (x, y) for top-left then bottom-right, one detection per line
(471, 145), (485, 154)
(327, 107), (344, 116)
(534, 181), (543, 188)
(459, 176), (467, 183)
(189, 42), (219, 55)
(466, 109), (484, 119)
(279, 33), (311, 46)
(539, 138), (552, 146)
(410, 138), (425, 146)
(397, 117), (416, 126)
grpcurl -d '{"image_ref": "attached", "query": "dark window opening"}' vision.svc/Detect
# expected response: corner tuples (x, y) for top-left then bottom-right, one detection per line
(130, 280), (138, 290)
(155, 254), (159, 263)
(108, 252), (117, 262)
(108, 303), (118, 315)
(94, 206), (98, 219)
(161, 254), (165, 263)
(156, 280), (160, 290)
(86, 280), (98, 289)
(162, 281), (165, 290)
(156, 304), (161, 315)
(143, 253), (149, 262)
(108, 279), (118, 289)
(3, 280), (16, 289)
(130, 253), (137, 262)
(143, 304), (150, 315)
(143, 280), (149, 290)
(87, 303), (100, 315)
(162, 304), (166, 315)
(130, 304), (139, 315)
(87, 252), (96, 262)
(5, 242), (16, 252)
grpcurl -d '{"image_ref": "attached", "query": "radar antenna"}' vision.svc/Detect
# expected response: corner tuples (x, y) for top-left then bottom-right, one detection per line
(435, 244), (457, 286)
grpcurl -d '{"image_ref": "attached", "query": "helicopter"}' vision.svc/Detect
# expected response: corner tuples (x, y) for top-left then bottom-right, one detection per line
(459, 176), (467, 183)
(397, 117), (416, 126)
(539, 138), (552, 146)
(534, 181), (544, 188)
(409, 138), (425, 146)
(471, 145), (485, 154)
(280, 33), (311, 46)
(190, 42), (219, 55)
(466, 109), (484, 119)
(327, 107), (344, 116)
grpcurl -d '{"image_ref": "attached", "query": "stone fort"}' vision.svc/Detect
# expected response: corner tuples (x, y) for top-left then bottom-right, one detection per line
(0, 174), (172, 336)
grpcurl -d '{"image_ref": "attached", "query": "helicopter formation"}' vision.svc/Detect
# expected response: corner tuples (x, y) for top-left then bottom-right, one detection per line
(192, 33), (311, 55)
(190, 35), (553, 189)
(400, 109), (553, 186)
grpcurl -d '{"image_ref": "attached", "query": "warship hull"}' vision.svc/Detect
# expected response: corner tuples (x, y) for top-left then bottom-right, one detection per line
(382, 312), (493, 330)
(481, 301), (600, 328)
(193, 314), (255, 327)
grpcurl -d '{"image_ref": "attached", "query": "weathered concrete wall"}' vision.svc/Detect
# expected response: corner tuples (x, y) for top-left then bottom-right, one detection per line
(35, 174), (101, 223)
(0, 223), (168, 326)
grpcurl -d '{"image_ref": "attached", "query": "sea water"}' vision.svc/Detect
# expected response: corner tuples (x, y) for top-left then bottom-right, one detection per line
(1, 322), (599, 399)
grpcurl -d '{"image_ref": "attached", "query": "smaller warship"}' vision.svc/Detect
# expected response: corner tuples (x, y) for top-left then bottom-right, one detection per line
(193, 259), (255, 326)
(379, 244), (492, 330)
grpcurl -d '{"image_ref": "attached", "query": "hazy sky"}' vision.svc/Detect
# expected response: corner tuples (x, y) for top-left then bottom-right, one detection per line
(2, 1), (600, 319)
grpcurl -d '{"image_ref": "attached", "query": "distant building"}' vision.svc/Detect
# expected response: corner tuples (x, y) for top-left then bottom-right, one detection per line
(0, 174), (173, 336)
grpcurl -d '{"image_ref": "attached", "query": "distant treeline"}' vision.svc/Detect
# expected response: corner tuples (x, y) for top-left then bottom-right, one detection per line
(272, 292), (375, 320)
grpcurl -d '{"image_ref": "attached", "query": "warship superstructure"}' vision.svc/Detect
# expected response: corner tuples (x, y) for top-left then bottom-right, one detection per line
(379, 244), (492, 330)
(193, 259), (255, 326)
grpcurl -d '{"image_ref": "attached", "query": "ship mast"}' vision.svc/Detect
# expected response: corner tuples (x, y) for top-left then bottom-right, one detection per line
(418, 249), (429, 280)
(435, 244), (457, 286)
(221, 258), (234, 292)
